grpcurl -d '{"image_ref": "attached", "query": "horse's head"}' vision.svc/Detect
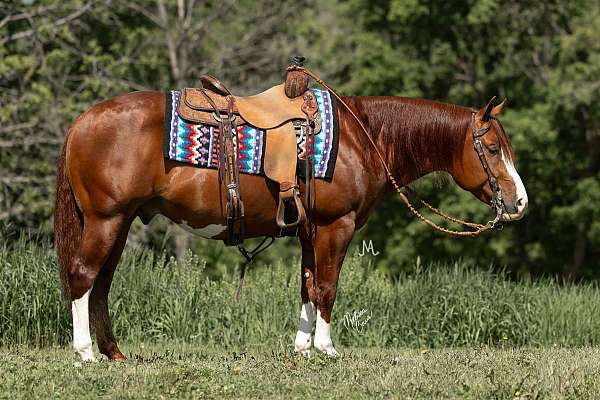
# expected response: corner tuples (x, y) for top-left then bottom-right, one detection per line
(452, 97), (528, 222)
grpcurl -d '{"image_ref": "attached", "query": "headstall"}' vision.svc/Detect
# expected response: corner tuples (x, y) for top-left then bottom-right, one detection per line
(470, 112), (504, 228)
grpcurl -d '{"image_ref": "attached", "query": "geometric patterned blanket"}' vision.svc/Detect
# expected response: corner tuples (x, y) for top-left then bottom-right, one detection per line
(163, 88), (339, 179)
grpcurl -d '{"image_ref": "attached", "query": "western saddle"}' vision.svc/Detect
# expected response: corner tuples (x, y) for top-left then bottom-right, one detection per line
(177, 56), (320, 246)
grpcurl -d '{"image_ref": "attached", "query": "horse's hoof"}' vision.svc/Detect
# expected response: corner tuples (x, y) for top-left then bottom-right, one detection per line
(294, 335), (312, 357)
(110, 352), (127, 361)
(75, 350), (97, 363)
(295, 348), (311, 358)
(315, 344), (339, 357)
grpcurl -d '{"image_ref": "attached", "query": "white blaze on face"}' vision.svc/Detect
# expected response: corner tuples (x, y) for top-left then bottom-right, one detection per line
(501, 149), (528, 218)
(294, 302), (315, 356)
(179, 221), (227, 238)
(72, 289), (96, 362)
(313, 309), (339, 356)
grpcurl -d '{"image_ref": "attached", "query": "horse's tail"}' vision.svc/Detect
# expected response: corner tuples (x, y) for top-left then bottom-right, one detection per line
(54, 132), (81, 303)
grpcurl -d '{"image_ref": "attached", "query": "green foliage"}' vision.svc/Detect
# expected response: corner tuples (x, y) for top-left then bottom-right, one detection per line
(1, 0), (599, 277)
(337, 0), (600, 276)
(3, 241), (600, 348)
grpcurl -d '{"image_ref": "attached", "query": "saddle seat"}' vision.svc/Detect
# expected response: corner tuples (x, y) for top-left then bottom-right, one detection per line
(179, 77), (309, 130)
(177, 74), (320, 233)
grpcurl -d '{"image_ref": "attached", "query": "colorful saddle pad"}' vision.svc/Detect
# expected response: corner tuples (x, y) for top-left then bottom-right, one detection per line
(163, 88), (339, 179)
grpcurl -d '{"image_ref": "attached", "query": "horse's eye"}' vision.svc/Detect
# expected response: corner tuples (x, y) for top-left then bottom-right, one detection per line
(487, 146), (500, 156)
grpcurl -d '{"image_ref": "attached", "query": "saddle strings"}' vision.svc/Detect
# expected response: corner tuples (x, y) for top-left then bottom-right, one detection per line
(291, 66), (496, 237)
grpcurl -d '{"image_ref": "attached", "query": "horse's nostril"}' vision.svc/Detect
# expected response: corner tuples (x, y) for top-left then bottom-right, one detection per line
(517, 198), (525, 208)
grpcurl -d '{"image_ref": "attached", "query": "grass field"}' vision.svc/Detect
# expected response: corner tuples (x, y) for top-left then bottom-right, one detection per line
(3, 344), (600, 399)
(3, 240), (600, 398)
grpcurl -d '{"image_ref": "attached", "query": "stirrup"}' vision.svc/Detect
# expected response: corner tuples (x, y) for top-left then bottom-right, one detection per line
(275, 185), (306, 229)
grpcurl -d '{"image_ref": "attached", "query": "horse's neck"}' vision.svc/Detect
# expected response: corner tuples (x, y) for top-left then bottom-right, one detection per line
(356, 96), (469, 186)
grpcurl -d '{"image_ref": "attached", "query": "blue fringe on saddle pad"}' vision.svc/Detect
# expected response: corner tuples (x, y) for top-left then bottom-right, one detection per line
(163, 88), (339, 180)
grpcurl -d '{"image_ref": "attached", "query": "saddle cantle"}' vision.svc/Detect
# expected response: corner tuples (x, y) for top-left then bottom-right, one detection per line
(176, 59), (320, 244)
(200, 75), (231, 96)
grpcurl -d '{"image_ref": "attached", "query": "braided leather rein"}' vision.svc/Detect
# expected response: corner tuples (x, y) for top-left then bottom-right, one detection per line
(292, 66), (503, 237)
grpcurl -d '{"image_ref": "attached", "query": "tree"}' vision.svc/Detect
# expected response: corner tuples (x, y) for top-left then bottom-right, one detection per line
(336, 0), (600, 277)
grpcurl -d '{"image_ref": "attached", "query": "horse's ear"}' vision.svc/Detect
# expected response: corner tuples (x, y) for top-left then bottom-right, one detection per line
(476, 96), (497, 122)
(491, 98), (507, 116)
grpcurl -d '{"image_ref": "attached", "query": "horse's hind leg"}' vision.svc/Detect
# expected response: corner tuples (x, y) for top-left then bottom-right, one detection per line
(89, 218), (131, 361)
(70, 214), (127, 362)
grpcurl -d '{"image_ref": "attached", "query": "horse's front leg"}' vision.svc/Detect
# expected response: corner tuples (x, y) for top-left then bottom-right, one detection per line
(312, 213), (355, 356)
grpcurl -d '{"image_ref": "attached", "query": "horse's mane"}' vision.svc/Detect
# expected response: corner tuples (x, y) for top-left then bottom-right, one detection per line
(347, 96), (513, 179)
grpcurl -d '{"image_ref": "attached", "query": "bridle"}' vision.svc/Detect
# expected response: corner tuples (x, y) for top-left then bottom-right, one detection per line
(471, 112), (504, 228)
(289, 66), (506, 237)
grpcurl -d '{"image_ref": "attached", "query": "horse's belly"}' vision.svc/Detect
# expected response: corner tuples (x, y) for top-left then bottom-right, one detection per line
(145, 164), (281, 239)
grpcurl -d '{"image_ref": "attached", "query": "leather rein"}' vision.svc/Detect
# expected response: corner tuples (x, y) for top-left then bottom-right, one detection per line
(291, 66), (504, 237)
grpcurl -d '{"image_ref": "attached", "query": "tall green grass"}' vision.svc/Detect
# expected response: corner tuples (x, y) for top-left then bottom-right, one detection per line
(2, 239), (600, 348)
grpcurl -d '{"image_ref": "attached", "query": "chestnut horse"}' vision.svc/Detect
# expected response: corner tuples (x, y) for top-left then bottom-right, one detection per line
(54, 91), (527, 361)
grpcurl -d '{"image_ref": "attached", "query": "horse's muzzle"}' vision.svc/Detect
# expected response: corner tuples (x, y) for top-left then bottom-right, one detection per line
(500, 196), (527, 221)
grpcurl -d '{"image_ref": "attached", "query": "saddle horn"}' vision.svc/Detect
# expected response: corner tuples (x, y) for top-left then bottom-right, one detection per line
(285, 55), (309, 99)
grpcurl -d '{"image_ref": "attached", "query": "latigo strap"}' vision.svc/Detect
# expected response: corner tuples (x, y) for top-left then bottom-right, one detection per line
(213, 95), (244, 246)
